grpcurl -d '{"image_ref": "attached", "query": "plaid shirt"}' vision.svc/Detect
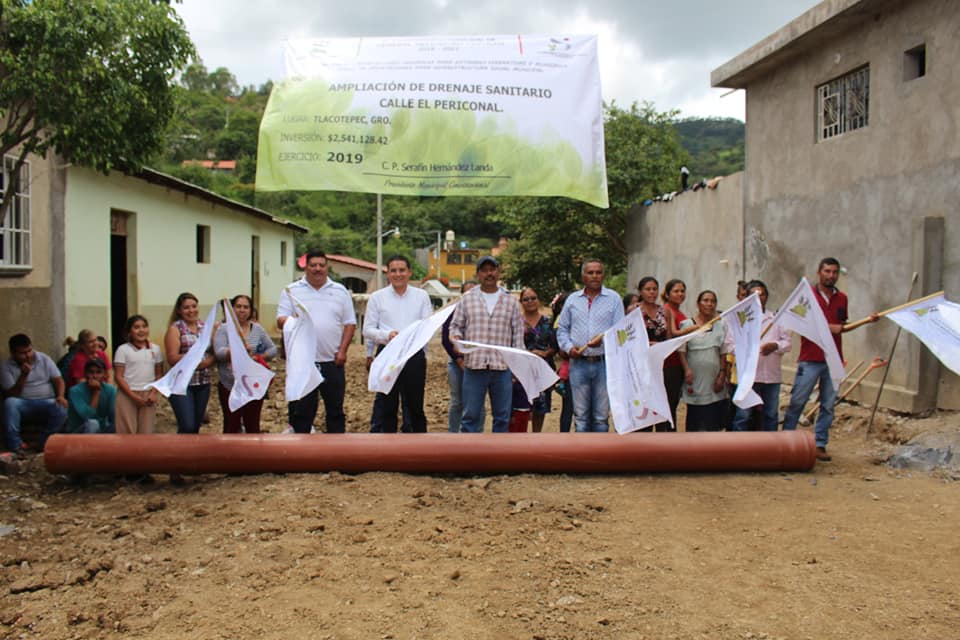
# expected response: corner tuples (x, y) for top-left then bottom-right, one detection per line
(449, 288), (524, 370)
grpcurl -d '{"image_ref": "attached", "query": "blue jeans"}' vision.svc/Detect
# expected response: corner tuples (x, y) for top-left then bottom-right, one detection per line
(555, 381), (574, 433)
(3, 397), (67, 451)
(168, 383), (211, 434)
(732, 382), (781, 431)
(447, 361), (464, 433)
(782, 361), (836, 448)
(569, 359), (610, 432)
(461, 368), (512, 433)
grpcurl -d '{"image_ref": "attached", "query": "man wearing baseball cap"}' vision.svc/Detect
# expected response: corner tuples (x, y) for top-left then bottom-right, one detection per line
(448, 256), (524, 432)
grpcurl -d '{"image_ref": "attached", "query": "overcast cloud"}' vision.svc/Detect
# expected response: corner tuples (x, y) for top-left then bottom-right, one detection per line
(175, 0), (818, 120)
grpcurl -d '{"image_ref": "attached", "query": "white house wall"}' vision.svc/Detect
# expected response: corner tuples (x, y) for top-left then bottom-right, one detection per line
(64, 167), (298, 346)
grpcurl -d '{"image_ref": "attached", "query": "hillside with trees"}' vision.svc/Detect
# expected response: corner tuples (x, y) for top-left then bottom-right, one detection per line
(673, 117), (745, 180)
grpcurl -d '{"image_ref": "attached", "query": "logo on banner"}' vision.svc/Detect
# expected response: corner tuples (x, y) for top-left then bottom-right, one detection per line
(913, 306), (934, 317)
(789, 295), (812, 319)
(240, 375), (262, 395)
(616, 323), (637, 346)
(737, 307), (756, 327)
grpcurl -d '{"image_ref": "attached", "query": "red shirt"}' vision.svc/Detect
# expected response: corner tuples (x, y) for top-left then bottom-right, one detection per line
(66, 349), (112, 388)
(664, 304), (687, 368)
(798, 284), (848, 362)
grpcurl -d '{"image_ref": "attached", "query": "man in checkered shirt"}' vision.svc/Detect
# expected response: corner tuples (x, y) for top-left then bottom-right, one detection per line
(448, 256), (524, 432)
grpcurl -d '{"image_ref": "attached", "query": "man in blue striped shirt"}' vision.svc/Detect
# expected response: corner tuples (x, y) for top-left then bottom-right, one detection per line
(557, 259), (624, 432)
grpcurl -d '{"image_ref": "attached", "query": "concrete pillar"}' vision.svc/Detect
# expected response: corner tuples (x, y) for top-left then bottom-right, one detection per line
(911, 215), (944, 410)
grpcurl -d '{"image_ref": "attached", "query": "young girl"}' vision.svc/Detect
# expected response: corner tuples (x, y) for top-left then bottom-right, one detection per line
(113, 315), (163, 434)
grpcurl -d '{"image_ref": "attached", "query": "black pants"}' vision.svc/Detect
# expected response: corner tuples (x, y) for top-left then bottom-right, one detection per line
(288, 361), (346, 433)
(654, 364), (684, 432)
(372, 351), (427, 433)
(685, 400), (727, 432)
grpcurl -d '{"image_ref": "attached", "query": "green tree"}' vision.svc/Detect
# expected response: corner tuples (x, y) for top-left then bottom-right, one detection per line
(495, 102), (687, 296)
(180, 62), (211, 93)
(208, 67), (239, 98)
(0, 0), (195, 223)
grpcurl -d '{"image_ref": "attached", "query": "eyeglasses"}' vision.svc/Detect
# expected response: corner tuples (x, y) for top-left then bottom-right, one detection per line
(521, 297), (538, 302)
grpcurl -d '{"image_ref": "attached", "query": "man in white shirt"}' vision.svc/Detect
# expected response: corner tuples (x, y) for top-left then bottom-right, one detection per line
(363, 255), (433, 433)
(277, 250), (356, 433)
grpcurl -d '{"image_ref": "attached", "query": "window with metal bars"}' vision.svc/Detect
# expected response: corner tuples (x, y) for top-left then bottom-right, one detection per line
(817, 65), (870, 142)
(0, 156), (31, 272)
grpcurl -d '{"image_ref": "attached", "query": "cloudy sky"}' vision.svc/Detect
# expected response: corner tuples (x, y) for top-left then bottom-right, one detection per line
(175, 0), (818, 121)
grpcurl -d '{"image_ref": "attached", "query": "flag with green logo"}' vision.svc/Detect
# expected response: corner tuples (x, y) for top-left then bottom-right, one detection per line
(886, 294), (960, 375)
(721, 293), (763, 409)
(769, 278), (846, 388)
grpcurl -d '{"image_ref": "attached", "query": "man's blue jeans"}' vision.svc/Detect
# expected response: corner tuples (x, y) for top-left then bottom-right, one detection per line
(732, 382), (782, 431)
(3, 397), (67, 451)
(782, 361), (836, 447)
(569, 358), (610, 432)
(460, 368), (512, 433)
(447, 361), (464, 433)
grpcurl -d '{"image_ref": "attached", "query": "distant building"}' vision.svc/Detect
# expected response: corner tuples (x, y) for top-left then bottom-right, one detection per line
(427, 248), (482, 284)
(181, 159), (237, 172)
(325, 254), (385, 294)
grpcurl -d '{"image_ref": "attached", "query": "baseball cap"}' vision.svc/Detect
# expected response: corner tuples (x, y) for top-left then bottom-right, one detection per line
(476, 256), (499, 269)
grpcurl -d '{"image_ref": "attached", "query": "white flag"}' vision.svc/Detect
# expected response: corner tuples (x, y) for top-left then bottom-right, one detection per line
(369, 304), (457, 394)
(604, 310), (663, 432)
(151, 304), (218, 397)
(768, 278), (846, 389)
(282, 289), (324, 401)
(605, 309), (704, 433)
(721, 293), (763, 409)
(886, 295), (960, 375)
(222, 300), (275, 411)
(457, 340), (559, 403)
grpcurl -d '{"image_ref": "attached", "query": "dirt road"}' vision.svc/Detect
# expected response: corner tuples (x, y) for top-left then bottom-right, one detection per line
(1, 341), (957, 639)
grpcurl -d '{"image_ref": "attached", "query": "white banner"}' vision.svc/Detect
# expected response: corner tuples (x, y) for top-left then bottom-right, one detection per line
(457, 340), (559, 403)
(256, 35), (608, 207)
(368, 304), (457, 394)
(886, 294), (960, 375)
(282, 289), (324, 401)
(721, 293), (763, 409)
(222, 300), (276, 412)
(769, 278), (846, 389)
(150, 304), (218, 397)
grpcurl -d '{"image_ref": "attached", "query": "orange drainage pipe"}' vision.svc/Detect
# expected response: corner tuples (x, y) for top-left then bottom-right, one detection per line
(44, 431), (817, 475)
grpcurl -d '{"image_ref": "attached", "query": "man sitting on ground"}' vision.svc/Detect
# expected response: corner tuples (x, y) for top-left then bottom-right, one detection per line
(1, 334), (68, 453)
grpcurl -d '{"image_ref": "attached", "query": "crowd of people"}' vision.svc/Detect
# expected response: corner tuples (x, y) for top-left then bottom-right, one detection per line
(1, 251), (865, 465)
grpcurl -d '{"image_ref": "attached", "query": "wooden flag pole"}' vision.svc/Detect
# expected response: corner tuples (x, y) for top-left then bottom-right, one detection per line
(865, 273), (921, 436)
(843, 289), (942, 332)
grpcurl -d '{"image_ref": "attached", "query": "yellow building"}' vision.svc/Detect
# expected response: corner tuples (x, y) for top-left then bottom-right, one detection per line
(427, 248), (481, 284)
